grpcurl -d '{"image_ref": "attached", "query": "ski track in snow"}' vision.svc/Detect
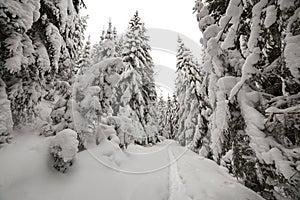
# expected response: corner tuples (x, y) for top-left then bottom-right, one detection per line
(168, 146), (192, 200)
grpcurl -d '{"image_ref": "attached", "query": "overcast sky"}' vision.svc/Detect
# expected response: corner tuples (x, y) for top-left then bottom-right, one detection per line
(82, 0), (200, 45)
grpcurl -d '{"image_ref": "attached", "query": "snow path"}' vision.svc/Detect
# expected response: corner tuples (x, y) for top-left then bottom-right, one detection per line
(0, 134), (170, 200)
(168, 145), (192, 200)
(0, 135), (265, 200)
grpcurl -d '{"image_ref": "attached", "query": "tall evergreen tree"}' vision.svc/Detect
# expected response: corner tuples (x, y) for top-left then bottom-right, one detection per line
(91, 19), (118, 64)
(169, 95), (180, 140)
(174, 37), (211, 153)
(194, 0), (300, 199)
(113, 11), (158, 142)
(162, 94), (179, 139)
(77, 35), (92, 75)
(157, 95), (167, 136)
(42, 19), (124, 150)
(114, 33), (124, 57)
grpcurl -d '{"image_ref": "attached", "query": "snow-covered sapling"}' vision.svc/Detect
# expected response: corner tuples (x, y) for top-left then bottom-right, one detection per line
(49, 129), (79, 173)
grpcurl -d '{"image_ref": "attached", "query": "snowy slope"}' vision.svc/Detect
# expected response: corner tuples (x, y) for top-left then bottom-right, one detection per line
(168, 148), (192, 200)
(0, 132), (264, 200)
(170, 145), (265, 200)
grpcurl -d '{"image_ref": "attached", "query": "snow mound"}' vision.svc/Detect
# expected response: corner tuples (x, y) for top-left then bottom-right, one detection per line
(50, 129), (78, 162)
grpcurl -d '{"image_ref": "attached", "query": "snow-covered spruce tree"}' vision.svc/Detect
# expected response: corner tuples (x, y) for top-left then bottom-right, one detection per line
(114, 33), (124, 58)
(169, 95), (180, 140)
(55, 10), (87, 85)
(44, 55), (124, 149)
(161, 95), (179, 139)
(113, 11), (158, 143)
(76, 35), (92, 75)
(99, 19), (117, 61)
(91, 19), (118, 65)
(43, 18), (124, 151)
(73, 57), (124, 150)
(43, 55), (124, 150)
(42, 19), (94, 138)
(194, 0), (300, 199)
(91, 42), (102, 65)
(41, 81), (73, 136)
(174, 37), (211, 154)
(175, 37), (192, 145)
(0, 0), (86, 127)
(157, 95), (167, 136)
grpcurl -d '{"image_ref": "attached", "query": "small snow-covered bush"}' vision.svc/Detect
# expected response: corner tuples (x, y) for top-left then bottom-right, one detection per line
(49, 129), (79, 173)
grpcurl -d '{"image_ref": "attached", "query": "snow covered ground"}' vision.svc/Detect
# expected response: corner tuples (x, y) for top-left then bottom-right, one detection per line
(168, 147), (192, 200)
(0, 131), (264, 200)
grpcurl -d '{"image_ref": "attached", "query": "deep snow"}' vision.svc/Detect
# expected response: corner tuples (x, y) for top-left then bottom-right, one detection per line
(0, 130), (264, 200)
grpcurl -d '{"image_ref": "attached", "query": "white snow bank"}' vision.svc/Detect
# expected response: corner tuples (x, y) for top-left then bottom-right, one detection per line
(0, 133), (169, 200)
(0, 133), (264, 200)
(171, 143), (265, 200)
(168, 147), (192, 200)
